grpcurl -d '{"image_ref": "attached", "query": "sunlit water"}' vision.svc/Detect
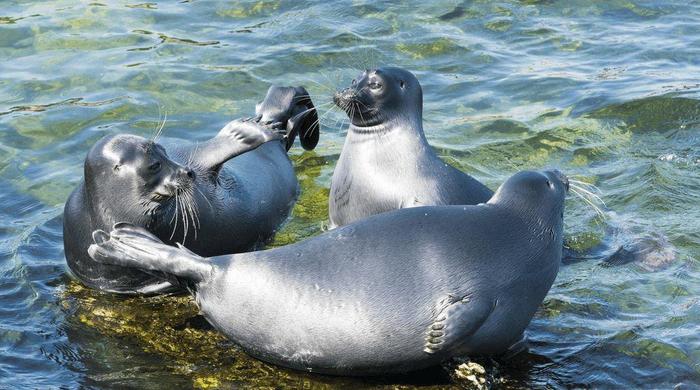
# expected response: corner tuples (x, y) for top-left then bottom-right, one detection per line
(1, 0), (699, 388)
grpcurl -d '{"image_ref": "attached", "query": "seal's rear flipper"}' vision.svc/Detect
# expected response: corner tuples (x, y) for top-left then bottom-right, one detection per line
(256, 86), (320, 151)
(88, 223), (212, 284)
(290, 86), (319, 151)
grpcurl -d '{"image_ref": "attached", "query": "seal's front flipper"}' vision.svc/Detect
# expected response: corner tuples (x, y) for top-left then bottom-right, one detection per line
(188, 120), (284, 176)
(424, 293), (495, 356)
(256, 85), (320, 151)
(88, 223), (212, 284)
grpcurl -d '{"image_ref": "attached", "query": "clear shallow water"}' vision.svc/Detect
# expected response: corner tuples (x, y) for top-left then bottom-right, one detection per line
(1, 0), (699, 388)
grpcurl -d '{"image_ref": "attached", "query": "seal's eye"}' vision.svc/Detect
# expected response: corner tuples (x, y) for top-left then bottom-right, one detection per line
(149, 161), (162, 172)
(545, 179), (553, 188)
(369, 81), (382, 90)
(400, 80), (405, 89)
(351, 79), (357, 86)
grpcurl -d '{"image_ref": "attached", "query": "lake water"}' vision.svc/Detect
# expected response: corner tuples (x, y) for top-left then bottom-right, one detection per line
(1, 0), (699, 388)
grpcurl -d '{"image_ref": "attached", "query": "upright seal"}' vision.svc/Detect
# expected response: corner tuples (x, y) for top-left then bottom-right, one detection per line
(330, 67), (493, 227)
(88, 170), (569, 375)
(63, 86), (319, 294)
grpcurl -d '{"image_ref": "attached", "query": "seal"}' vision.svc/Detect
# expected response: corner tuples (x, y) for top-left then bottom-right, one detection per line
(330, 67), (493, 227)
(88, 169), (569, 375)
(63, 86), (319, 294)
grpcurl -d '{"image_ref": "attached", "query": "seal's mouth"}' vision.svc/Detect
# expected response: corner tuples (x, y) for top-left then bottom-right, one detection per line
(333, 88), (381, 127)
(551, 170), (570, 192)
(333, 88), (356, 112)
(151, 191), (172, 202)
(151, 167), (196, 203)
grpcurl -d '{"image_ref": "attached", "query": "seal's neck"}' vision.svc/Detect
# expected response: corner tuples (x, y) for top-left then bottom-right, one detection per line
(347, 112), (427, 142)
(488, 194), (564, 254)
(348, 122), (395, 136)
(342, 114), (438, 172)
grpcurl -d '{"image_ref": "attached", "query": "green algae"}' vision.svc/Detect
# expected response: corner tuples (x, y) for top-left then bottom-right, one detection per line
(565, 231), (604, 253)
(396, 38), (468, 60)
(484, 19), (513, 32)
(217, 1), (281, 19)
(588, 96), (700, 133)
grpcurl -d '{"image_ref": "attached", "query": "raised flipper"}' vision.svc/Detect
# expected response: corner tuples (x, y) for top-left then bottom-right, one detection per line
(88, 223), (212, 284)
(186, 119), (285, 176)
(256, 86), (319, 151)
(423, 293), (496, 355)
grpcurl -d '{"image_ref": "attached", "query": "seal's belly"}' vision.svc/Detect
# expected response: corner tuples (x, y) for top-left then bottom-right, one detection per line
(199, 270), (439, 374)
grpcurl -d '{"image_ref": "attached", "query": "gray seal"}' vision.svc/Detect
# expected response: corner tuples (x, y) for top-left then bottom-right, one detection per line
(330, 67), (493, 227)
(87, 170), (569, 375)
(64, 86), (319, 294)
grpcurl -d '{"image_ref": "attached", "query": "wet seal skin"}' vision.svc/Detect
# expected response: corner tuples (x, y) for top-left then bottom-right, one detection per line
(88, 169), (569, 376)
(63, 86), (319, 295)
(255, 85), (320, 151)
(329, 66), (493, 228)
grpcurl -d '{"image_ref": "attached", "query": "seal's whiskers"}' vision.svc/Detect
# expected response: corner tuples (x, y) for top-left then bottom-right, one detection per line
(304, 103), (338, 138)
(177, 183), (201, 245)
(186, 142), (198, 168)
(569, 185), (606, 220)
(570, 182), (607, 207)
(569, 178), (603, 195)
(194, 184), (213, 211)
(169, 188), (181, 241)
(300, 77), (335, 93)
(186, 186), (200, 238)
(151, 111), (167, 143)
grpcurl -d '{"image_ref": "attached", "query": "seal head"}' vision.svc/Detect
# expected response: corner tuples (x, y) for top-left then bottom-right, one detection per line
(489, 170), (569, 221)
(84, 135), (195, 226)
(334, 67), (422, 128)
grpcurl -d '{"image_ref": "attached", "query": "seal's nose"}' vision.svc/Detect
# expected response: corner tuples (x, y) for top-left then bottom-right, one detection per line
(333, 91), (343, 106)
(178, 167), (195, 181)
(550, 169), (569, 191)
(333, 88), (354, 109)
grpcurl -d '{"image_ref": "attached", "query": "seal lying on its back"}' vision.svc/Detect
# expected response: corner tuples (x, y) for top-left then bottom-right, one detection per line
(63, 86), (319, 294)
(88, 170), (569, 375)
(330, 67), (493, 227)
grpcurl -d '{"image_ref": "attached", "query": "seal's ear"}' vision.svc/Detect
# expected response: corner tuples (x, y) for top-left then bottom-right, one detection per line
(288, 86), (319, 151)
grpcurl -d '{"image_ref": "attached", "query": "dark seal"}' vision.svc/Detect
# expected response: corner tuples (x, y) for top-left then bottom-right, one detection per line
(64, 86), (318, 294)
(88, 170), (569, 375)
(256, 85), (319, 151)
(330, 67), (493, 227)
